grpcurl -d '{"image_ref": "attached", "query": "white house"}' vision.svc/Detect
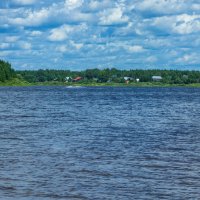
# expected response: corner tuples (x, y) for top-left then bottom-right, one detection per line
(152, 76), (162, 81)
(65, 77), (71, 82)
(124, 77), (134, 81)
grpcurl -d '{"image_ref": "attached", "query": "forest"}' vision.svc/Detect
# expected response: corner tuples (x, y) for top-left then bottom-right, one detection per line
(0, 60), (200, 84)
(0, 60), (15, 82)
(17, 68), (200, 84)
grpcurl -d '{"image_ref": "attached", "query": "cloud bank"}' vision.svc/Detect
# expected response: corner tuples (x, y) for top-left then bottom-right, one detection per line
(0, 0), (200, 70)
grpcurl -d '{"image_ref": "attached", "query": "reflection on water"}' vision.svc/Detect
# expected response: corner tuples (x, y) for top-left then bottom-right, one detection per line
(0, 86), (200, 199)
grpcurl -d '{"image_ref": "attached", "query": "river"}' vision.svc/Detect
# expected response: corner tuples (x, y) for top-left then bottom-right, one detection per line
(0, 86), (200, 199)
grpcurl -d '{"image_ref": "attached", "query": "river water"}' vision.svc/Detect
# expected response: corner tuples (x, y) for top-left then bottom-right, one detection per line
(0, 86), (200, 199)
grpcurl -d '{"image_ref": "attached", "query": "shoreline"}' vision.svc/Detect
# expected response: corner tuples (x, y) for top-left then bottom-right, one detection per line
(1, 79), (200, 88)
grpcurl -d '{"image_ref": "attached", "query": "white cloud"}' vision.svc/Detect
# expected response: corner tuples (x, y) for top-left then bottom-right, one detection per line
(89, 0), (111, 11)
(12, 0), (37, 5)
(48, 23), (87, 41)
(115, 21), (145, 36)
(9, 8), (50, 26)
(192, 4), (200, 11)
(175, 53), (199, 64)
(169, 50), (178, 57)
(19, 41), (32, 49)
(144, 37), (172, 48)
(56, 45), (68, 53)
(2, 0), (200, 69)
(0, 43), (10, 49)
(136, 0), (187, 15)
(178, 55), (191, 62)
(173, 14), (200, 34)
(48, 25), (74, 41)
(70, 40), (83, 50)
(56, 41), (83, 53)
(7, 1), (92, 27)
(0, 51), (12, 57)
(103, 42), (145, 54)
(148, 14), (200, 34)
(99, 7), (129, 25)
(65, 0), (84, 10)
(29, 30), (42, 36)
(175, 52), (199, 65)
(5, 36), (19, 43)
(146, 56), (157, 63)
(126, 45), (145, 53)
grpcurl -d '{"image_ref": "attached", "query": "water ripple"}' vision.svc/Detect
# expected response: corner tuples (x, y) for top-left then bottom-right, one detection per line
(0, 86), (200, 199)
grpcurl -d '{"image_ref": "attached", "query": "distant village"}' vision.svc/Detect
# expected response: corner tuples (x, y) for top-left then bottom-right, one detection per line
(17, 68), (200, 84)
(64, 75), (163, 84)
(1, 58), (198, 85)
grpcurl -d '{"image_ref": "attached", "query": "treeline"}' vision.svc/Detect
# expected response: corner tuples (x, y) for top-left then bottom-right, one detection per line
(0, 60), (15, 82)
(1, 58), (199, 84)
(17, 68), (200, 84)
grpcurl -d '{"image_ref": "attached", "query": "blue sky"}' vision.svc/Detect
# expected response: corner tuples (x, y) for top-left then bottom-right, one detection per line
(0, 0), (200, 70)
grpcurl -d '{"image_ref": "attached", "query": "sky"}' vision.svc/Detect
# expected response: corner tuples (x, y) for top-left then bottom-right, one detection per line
(0, 0), (200, 70)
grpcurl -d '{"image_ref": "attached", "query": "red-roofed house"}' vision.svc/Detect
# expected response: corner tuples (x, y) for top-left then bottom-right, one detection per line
(73, 77), (82, 82)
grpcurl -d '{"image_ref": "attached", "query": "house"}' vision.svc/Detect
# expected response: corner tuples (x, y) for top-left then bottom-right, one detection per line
(124, 77), (134, 81)
(65, 77), (72, 82)
(152, 76), (162, 81)
(93, 78), (98, 82)
(124, 77), (130, 81)
(73, 76), (82, 82)
(111, 75), (117, 78)
(136, 78), (140, 82)
(183, 75), (188, 79)
(124, 77), (134, 84)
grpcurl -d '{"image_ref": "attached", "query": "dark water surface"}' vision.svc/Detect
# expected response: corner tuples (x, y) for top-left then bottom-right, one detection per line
(0, 86), (200, 199)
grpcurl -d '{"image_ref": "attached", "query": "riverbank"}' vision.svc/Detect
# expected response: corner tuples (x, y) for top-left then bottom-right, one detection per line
(1, 78), (200, 87)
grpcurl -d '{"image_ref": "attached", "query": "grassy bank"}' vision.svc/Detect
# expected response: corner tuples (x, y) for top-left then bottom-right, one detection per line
(0, 78), (32, 86)
(71, 82), (200, 87)
(1, 78), (200, 87)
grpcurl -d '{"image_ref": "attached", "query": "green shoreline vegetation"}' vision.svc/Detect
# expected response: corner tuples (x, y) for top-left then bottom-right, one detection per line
(1, 59), (200, 87)
(1, 79), (200, 87)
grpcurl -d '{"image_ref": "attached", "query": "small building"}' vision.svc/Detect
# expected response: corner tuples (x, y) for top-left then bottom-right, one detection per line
(93, 78), (98, 82)
(124, 77), (130, 81)
(183, 75), (188, 79)
(152, 76), (162, 81)
(73, 76), (82, 82)
(124, 77), (134, 81)
(65, 77), (72, 82)
(124, 76), (134, 84)
(111, 75), (117, 78)
(136, 78), (140, 82)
